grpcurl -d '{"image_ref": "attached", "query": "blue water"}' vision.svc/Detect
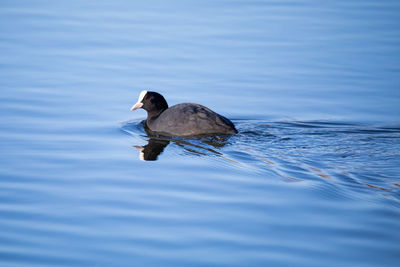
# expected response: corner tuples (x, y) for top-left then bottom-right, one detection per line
(1, 0), (400, 266)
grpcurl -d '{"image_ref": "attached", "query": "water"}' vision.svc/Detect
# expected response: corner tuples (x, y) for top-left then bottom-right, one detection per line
(1, 0), (400, 266)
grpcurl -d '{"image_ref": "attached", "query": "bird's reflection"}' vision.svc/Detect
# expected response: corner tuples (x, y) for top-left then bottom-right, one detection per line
(133, 134), (233, 161)
(134, 138), (170, 161)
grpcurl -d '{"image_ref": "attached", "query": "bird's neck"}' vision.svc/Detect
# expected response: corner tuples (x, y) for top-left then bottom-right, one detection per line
(146, 109), (164, 123)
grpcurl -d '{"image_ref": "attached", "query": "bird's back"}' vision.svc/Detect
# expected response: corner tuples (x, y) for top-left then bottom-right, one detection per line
(147, 103), (237, 136)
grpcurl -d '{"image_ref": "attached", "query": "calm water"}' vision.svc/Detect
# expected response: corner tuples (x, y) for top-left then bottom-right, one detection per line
(1, 0), (400, 266)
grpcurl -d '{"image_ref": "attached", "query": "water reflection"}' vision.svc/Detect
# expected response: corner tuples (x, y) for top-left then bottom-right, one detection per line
(134, 138), (170, 161)
(133, 133), (234, 161)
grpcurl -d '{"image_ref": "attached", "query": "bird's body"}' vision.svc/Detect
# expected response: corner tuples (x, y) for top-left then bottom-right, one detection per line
(131, 91), (237, 137)
(147, 103), (237, 136)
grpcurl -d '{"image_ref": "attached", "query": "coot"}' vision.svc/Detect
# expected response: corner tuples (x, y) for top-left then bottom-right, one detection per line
(131, 91), (237, 136)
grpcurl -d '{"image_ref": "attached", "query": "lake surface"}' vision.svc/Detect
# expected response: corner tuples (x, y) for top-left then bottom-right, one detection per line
(1, 0), (400, 266)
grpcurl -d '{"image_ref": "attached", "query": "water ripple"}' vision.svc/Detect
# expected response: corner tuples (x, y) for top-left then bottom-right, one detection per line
(123, 119), (400, 204)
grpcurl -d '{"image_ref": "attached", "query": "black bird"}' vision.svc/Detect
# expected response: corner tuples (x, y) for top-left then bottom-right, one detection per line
(131, 91), (237, 136)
